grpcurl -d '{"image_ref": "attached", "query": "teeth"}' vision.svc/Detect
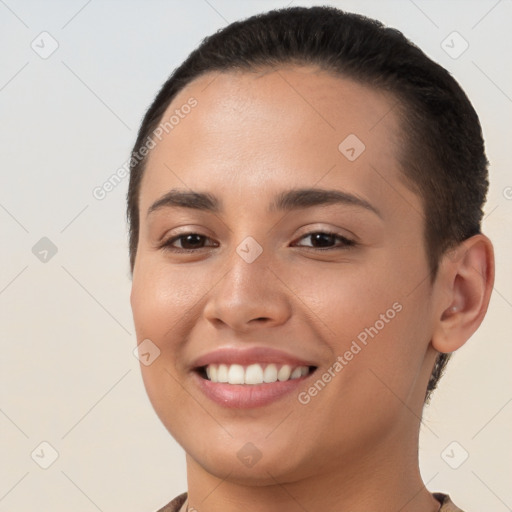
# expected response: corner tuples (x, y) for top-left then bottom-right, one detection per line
(245, 364), (264, 385)
(203, 363), (311, 385)
(290, 367), (302, 379)
(217, 364), (228, 383)
(228, 364), (245, 384)
(277, 364), (291, 381)
(263, 363), (278, 383)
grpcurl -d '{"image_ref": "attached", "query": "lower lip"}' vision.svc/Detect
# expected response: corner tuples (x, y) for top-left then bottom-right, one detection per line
(192, 371), (312, 409)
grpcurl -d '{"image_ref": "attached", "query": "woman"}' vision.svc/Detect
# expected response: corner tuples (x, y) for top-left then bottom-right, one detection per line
(127, 6), (494, 511)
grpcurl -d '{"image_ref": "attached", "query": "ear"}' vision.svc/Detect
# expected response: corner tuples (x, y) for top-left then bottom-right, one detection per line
(431, 233), (495, 353)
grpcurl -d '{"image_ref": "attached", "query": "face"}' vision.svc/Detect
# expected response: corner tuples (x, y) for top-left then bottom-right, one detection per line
(130, 66), (441, 484)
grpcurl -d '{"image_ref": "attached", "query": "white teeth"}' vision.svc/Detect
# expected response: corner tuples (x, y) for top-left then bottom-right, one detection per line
(290, 367), (302, 379)
(228, 364), (245, 384)
(277, 364), (292, 381)
(217, 364), (229, 383)
(263, 363), (278, 383)
(245, 364), (264, 385)
(203, 363), (311, 385)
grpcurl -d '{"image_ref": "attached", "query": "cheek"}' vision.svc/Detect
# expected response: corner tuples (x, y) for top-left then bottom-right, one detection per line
(298, 256), (429, 386)
(292, 258), (402, 341)
(131, 258), (205, 344)
(131, 261), (204, 439)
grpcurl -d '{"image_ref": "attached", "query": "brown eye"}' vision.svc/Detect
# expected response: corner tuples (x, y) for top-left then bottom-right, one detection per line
(161, 233), (217, 252)
(177, 234), (206, 249)
(294, 231), (356, 250)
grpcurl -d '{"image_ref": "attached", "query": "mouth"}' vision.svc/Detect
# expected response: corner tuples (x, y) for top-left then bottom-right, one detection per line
(189, 347), (319, 408)
(192, 361), (318, 409)
(196, 363), (317, 385)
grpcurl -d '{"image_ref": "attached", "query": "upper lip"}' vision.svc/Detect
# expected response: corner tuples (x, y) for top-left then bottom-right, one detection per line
(190, 347), (317, 369)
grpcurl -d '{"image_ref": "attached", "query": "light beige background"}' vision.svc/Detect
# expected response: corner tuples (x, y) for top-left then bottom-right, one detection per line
(1, 0), (511, 511)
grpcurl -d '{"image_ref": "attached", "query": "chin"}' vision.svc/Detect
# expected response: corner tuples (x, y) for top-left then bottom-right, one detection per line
(185, 436), (313, 486)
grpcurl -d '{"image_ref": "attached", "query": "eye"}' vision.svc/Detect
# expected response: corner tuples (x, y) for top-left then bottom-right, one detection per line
(159, 230), (356, 253)
(160, 233), (217, 252)
(293, 231), (356, 250)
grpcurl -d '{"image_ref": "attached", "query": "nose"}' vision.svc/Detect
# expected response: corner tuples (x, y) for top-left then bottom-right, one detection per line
(203, 245), (292, 333)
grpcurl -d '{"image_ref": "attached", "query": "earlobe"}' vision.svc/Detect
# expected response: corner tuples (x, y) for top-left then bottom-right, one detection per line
(431, 233), (495, 354)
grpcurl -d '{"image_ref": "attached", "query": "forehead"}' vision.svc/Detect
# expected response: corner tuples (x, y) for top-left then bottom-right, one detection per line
(139, 65), (413, 217)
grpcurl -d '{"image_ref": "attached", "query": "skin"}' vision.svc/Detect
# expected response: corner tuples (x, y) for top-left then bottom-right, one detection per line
(130, 65), (494, 512)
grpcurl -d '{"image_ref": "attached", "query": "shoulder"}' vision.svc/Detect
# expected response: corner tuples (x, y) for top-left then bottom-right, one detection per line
(433, 492), (466, 512)
(155, 492), (188, 512)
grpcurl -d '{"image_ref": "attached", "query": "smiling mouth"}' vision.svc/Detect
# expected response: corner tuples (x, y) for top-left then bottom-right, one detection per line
(196, 363), (317, 385)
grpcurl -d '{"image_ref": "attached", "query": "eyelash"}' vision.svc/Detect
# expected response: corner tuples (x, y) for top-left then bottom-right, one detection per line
(159, 231), (357, 253)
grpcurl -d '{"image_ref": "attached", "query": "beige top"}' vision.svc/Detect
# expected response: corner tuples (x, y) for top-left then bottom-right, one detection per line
(156, 491), (465, 511)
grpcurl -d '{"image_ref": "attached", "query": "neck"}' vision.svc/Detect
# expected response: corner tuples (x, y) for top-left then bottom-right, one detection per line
(184, 421), (440, 512)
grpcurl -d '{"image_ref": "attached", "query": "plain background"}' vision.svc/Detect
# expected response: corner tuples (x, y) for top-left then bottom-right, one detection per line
(1, 1), (511, 511)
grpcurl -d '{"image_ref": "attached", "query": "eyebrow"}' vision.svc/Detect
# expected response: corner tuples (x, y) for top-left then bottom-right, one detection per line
(146, 187), (382, 219)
